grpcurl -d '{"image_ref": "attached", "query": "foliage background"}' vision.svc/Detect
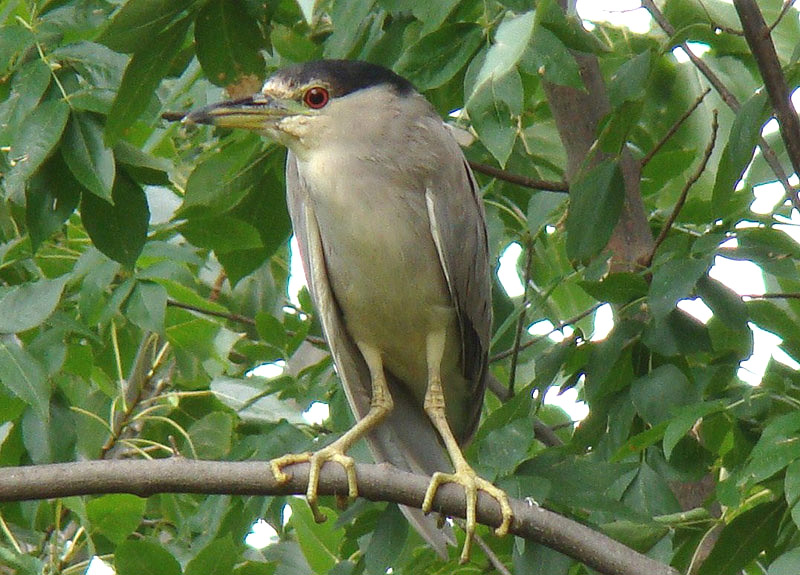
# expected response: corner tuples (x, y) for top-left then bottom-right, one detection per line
(1, 0), (800, 574)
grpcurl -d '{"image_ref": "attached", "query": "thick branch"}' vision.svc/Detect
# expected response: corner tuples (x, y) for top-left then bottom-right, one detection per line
(733, 0), (800, 177)
(0, 459), (677, 575)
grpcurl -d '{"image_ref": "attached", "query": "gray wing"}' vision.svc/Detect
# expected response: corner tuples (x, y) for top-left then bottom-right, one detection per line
(285, 153), (455, 557)
(424, 139), (492, 444)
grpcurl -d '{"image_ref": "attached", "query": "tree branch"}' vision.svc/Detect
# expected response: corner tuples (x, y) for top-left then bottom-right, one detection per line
(468, 161), (569, 193)
(641, 88), (711, 167)
(0, 459), (678, 575)
(733, 0), (800, 178)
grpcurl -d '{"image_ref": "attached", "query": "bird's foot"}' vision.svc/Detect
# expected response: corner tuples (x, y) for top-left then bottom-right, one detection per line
(421, 465), (512, 563)
(270, 446), (358, 523)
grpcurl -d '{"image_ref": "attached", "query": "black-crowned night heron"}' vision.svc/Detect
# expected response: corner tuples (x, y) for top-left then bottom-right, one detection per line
(182, 59), (512, 561)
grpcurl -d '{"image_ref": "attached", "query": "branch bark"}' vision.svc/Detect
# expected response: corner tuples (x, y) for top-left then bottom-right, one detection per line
(733, 0), (800, 178)
(0, 459), (678, 575)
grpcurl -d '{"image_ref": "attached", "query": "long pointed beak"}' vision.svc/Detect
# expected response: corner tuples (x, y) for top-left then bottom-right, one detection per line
(180, 94), (304, 131)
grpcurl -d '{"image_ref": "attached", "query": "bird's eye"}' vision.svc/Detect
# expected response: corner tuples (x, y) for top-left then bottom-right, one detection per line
(303, 87), (330, 109)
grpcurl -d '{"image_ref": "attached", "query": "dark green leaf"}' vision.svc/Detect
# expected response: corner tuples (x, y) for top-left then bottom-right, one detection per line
(579, 273), (648, 305)
(62, 112), (115, 201)
(608, 50), (651, 107)
(664, 401), (726, 459)
(741, 412), (800, 487)
(3, 99), (70, 203)
(631, 364), (697, 426)
(527, 191), (566, 237)
(179, 217), (264, 254)
(125, 280), (167, 333)
(25, 155), (81, 252)
(105, 16), (191, 144)
(523, 26), (583, 89)
(87, 494), (145, 544)
(115, 539), (181, 575)
(0, 275), (68, 333)
(696, 275), (748, 330)
(565, 160), (625, 261)
(466, 69), (522, 166)
(648, 259), (709, 320)
(697, 502), (782, 575)
(0, 338), (49, 423)
(642, 309), (712, 356)
(535, 0), (607, 54)
(786, 459), (800, 529)
(81, 172), (150, 268)
(99, 0), (194, 53)
(394, 24), (483, 91)
(0, 59), (51, 144)
(195, 0), (265, 87)
(185, 535), (237, 575)
(364, 504), (408, 575)
(712, 91), (769, 216)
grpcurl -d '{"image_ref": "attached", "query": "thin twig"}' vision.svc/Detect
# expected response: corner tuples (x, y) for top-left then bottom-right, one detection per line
(733, 0), (800, 180)
(508, 240), (534, 395)
(648, 110), (720, 266)
(474, 534), (512, 575)
(468, 161), (569, 193)
(770, 0), (797, 32)
(641, 88), (711, 167)
(490, 304), (600, 363)
(167, 299), (256, 325)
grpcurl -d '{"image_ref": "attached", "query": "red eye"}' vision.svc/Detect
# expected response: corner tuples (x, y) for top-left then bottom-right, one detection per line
(303, 87), (330, 109)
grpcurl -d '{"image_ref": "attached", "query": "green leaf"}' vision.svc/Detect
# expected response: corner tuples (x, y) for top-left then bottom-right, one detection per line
(25, 155), (82, 252)
(105, 16), (191, 145)
(61, 112), (115, 201)
(195, 0), (265, 87)
(115, 539), (181, 575)
(289, 498), (343, 573)
(741, 412), (800, 486)
(3, 99), (70, 203)
(87, 494), (145, 544)
(579, 273), (649, 305)
(712, 91), (769, 216)
(80, 173), (150, 268)
(467, 68), (522, 166)
(608, 50), (651, 107)
(98, 0), (194, 53)
(527, 191), (566, 237)
(185, 535), (237, 575)
(0, 275), (68, 333)
(697, 502), (782, 575)
(769, 548), (800, 575)
(642, 309), (713, 357)
(534, 0), (607, 54)
(394, 24), (483, 91)
(631, 364), (697, 426)
(178, 217), (264, 254)
(696, 275), (748, 330)
(0, 58), (51, 145)
(469, 11), (535, 98)
(784, 459), (800, 529)
(663, 401), (726, 460)
(0, 338), (49, 423)
(187, 412), (233, 459)
(648, 259), (709, 320)
(565, 160), (625, 262)
(365, 505), (408, 575)
(125, 280), (167, 333)
(523, 26), (583, 89)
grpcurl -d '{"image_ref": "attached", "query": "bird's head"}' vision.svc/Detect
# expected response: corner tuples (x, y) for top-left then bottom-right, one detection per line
(184, 60), (418, 159)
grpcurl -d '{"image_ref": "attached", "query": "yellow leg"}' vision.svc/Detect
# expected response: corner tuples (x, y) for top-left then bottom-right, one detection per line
(270, 342), (393, 523)
(420, 331), (513, 563)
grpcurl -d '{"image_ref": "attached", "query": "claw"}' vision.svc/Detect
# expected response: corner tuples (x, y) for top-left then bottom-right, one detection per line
(422, 466), (513, 564)
(270, 446), (358, 523)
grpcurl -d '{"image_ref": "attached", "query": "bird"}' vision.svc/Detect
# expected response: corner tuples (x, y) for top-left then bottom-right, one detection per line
(181, 59), (512, 562)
